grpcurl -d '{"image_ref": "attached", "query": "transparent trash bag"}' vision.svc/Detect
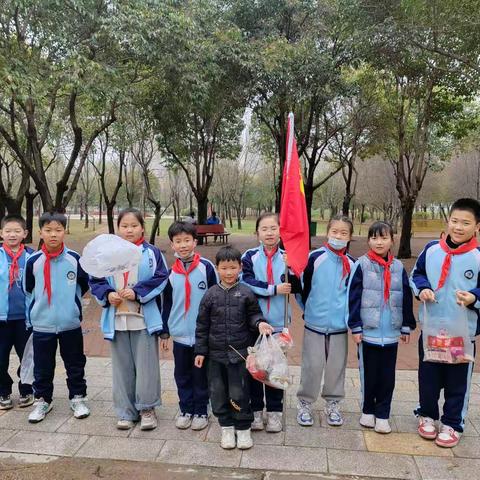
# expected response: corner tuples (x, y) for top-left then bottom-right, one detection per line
(273, 328), (294, 351)
(80, 234), (142, 278)
(246, 334), (291, 390)
(422, 302), (474, 364)
(20, 333), (34, 385)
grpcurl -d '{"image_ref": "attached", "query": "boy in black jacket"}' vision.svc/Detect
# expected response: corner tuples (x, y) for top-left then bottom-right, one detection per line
(194, 246), (272, 450)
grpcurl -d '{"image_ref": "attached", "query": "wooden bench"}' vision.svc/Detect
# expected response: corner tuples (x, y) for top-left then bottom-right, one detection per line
(196, 224), (230, 244)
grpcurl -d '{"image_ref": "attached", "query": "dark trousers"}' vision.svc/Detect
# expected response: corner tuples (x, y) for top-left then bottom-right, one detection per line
(416, 334), (475, 433)
(173, 341), (209, 415)
(359, 342), (398, 419)
(0, 320), (32, 397)
(33, 327), (87, 404)
(250, 378), (283, 412)
(208, 359), (254, 430)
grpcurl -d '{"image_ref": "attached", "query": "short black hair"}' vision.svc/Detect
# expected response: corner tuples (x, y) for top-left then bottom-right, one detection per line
(168, 221), (197, 240)
(255, 212), (279, 232)
(117, 208), (145, 228)
(1, 214), (26, 230)
(327, 214), (354, 236)
(39, 211), (67, 229)
(215, 245), (241, 265)
(368, 221), (394, 240)
(450, 198), (480, 223)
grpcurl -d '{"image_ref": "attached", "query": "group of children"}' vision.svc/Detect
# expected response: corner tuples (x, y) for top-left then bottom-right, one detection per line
(0, 197), (478, 451)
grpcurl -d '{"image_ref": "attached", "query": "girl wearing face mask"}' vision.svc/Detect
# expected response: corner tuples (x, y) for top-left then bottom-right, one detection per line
(241, 213), (301, 433)
(296, 214), (355, 428)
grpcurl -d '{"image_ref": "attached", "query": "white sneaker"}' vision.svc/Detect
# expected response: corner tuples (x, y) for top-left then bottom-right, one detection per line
(374, 418), (392, 434)
(175, 412), (193, 429)
(251, 410), (264, 431)
(418, 416), (437, 440)
(435, 424), (461, 448)
(265, 412), (283, 433)
(140, 408), (157, 430)
(191, 414), (209, 431)
(220, 426), (236, 449)
(325, 401), (344, 426)
(117, 419), (135, 430)
(28, 398), (52, 423)
(297, 399), (314, 426)
(70, 395), (90, 419)
(359, 413), (375, 428)
(236, 428), (253, 449)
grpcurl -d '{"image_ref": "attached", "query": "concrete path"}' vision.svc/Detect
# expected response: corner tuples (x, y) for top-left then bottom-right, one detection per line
(0, 356), (479, 480)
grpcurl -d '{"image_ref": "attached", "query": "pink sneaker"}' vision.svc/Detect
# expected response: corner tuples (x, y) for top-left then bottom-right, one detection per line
(435, 425), (460, 448)
(418, 416), (437, 440)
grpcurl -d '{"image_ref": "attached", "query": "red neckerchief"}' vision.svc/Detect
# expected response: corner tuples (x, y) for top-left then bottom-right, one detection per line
(367, 250), (394, 304)
(41, 243), (64, 305)
(134, 237), (145, 246)
(324, 242), (351, 279)
(264, 245), (278, 312)
(437, 236), (478, 290)
(3, 244), (25, 289)
(172, 253), (201, 313)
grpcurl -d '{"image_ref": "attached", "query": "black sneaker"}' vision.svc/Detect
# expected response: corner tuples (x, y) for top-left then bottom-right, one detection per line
(18, 394), (34, 408)
(0, 395), (13, 410)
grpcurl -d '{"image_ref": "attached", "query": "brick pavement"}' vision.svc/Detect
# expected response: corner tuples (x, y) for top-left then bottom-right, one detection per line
(0, 356), (479, 479)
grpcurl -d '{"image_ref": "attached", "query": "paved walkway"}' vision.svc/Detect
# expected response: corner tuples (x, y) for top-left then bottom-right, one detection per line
(0, 356), (479, 479)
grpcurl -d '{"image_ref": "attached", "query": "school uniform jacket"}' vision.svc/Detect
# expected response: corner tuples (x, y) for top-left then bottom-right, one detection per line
(347, 255), (416, 346)
(89, 241), (168, 340)
(410, 240), (480, 337)
(23, 246), (89, 333)
(301, 246), (356, 335)
(161, 257), (218, 346)
(241, 246), (302, 330)
(0, 245), (34, 321)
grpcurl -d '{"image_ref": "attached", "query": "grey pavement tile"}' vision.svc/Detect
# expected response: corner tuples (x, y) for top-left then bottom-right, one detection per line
(285, 424), (366, 450)
(468, 393), (480, 405)
(1, 431), (88, 456)
(415, 456), (480, 480)
(129, 419), (208, 441)
(469, 416), (480, 434)
(75, 436), (164, 461)
(393, 390), (421, 402)
(79, 374), (112, 388)
(0, 410), (70, 433)
(328, 449), (420, 479)
(320, 411), (382, 431)
(390, 401), (419, 416)
(206, 422), (285, 446)
(157, 439), (241, 468)
(52, 384), (103, 400)
(452, 436), (480, 458)
(0, 429), (18, 446)
(91, 387), (113, 401)
(57, 415), (130, 437)
(240, 445), (328, 473)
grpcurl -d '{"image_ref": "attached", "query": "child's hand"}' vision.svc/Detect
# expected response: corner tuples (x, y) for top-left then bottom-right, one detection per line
(456, 290), (476, 307)
(419, 289), (436, 303)
(276, 283), (292, 295)
(258, 322), (273, 335)
(108, 292), (123, 306)
(160, 338), (169, 351)
(194, 355), (205, 368)
(352, 333), (363, 344)
(119, 288), (136, 300)
(400, 334), (410, 344)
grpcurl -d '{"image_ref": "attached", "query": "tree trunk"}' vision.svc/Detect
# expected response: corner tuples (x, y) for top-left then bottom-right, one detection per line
(236, 205), (242, 230)
(106, 203), (115, 234)
(197, 195), (208, 224)
(342, 194), (352, 216)
(149, 203), (161, 245)
(397, 199), (415, 259)
(360, 204), (366, 223)
(98, 192), (102, 224)
(84, 200), (89, 229)
(25, 191), (36, 244)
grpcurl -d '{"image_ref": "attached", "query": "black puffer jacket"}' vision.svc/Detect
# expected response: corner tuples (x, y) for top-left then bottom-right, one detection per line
(195, 282), (264, 364)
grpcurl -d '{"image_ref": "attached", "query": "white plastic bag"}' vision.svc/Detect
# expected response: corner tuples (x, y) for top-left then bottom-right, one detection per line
(422, 302), (474, 364)
(20, 333), (34, 385)
(246, 334), (290, 390)
(80, 234), (142, 278)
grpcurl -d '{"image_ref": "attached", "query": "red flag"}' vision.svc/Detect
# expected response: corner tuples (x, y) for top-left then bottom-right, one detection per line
(279, 112), (309, 277)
